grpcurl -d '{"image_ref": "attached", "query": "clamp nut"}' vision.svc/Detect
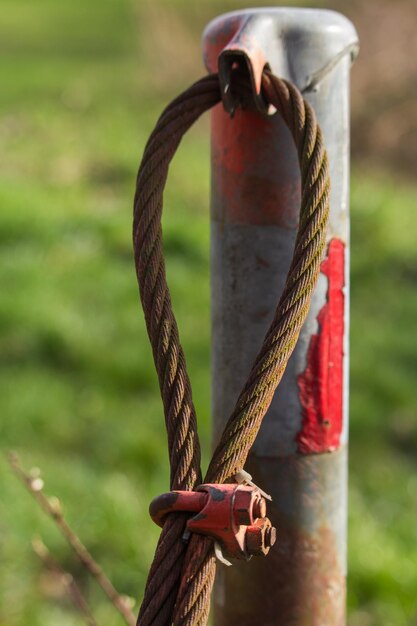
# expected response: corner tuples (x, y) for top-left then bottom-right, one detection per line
(245, 518), (276, 556)
(233, 489), (266, 526)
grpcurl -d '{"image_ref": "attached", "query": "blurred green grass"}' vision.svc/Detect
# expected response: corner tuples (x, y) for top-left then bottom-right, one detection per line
(0, 1), (416, 625)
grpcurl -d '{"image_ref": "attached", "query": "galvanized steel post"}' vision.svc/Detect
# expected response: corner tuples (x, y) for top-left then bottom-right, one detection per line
(203, 9), (358, 626)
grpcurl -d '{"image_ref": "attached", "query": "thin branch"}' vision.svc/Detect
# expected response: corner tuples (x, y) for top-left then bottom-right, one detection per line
(8, 452), (136, 626)
(32, 536), (99, 626)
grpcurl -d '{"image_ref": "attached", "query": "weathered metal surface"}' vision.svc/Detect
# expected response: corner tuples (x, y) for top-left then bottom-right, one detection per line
(149, 490), (205, 527)
(203, 7), (358, 625)
(214, 451), (347, 626)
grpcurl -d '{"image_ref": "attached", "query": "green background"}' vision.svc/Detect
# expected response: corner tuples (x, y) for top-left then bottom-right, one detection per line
(0, 1), (416, 625)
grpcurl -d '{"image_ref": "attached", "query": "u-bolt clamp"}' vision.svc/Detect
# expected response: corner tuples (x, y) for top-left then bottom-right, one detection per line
(217, 16), (271, 117)
(205, 11), (359, 116)
(149, 475), (276, 566)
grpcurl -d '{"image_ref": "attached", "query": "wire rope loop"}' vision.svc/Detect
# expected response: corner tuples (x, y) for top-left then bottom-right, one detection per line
(133, 68), (330, 626)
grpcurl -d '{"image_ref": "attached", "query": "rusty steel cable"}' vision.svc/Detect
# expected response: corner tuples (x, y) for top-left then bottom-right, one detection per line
(133, 69), (330, 626)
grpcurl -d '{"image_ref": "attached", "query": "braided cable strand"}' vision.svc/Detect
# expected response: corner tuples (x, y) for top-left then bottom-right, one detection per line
(134, 75), (221, 626)
(134, 74), (222, 493)
(133, 69), (330, 626)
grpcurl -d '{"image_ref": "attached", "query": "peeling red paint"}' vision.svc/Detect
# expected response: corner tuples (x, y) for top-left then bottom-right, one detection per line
(296, 239), (345, 454)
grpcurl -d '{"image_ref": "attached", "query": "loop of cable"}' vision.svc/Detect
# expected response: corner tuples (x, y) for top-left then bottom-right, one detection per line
(133, 68), (330, 626)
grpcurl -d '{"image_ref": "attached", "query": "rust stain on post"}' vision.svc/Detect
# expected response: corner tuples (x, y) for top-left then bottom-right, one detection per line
(215, 525), (344, 626)
(213, 453), (346, 626)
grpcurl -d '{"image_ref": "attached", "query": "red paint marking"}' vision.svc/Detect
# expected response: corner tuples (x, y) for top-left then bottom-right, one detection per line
(210, 106), (301, 228)
(296, 239), (345, 454)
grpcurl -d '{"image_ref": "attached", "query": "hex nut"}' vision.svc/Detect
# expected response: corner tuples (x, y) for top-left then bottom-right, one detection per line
(233, 487), (255, 526)
(245, 518), (277, 556)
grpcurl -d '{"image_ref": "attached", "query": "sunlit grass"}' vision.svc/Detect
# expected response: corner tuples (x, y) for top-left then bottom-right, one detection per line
(0, 1), (416, 625)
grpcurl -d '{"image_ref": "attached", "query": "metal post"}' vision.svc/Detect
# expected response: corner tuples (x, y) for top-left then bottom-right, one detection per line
(203, 9), (358, 626)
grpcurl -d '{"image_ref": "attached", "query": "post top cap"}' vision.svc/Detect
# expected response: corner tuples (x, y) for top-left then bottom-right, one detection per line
(203, 8), (359, 94)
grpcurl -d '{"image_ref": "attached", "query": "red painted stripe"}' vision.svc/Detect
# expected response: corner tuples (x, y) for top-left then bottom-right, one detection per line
(211, 106), (301, 228)
(296, 238), (345, 454)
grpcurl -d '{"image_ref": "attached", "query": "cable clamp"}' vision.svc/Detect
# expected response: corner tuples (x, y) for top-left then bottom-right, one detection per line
(149, 483), (276, 565)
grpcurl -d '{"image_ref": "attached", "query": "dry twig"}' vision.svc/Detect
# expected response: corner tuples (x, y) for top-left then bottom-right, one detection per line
(32, 536), (98, 626)
(8, 452), (136, 626)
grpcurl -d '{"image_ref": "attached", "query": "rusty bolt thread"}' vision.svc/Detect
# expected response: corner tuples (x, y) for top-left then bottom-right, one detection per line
(252, 496), (267, 520)
(264, 525), (276, 548)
